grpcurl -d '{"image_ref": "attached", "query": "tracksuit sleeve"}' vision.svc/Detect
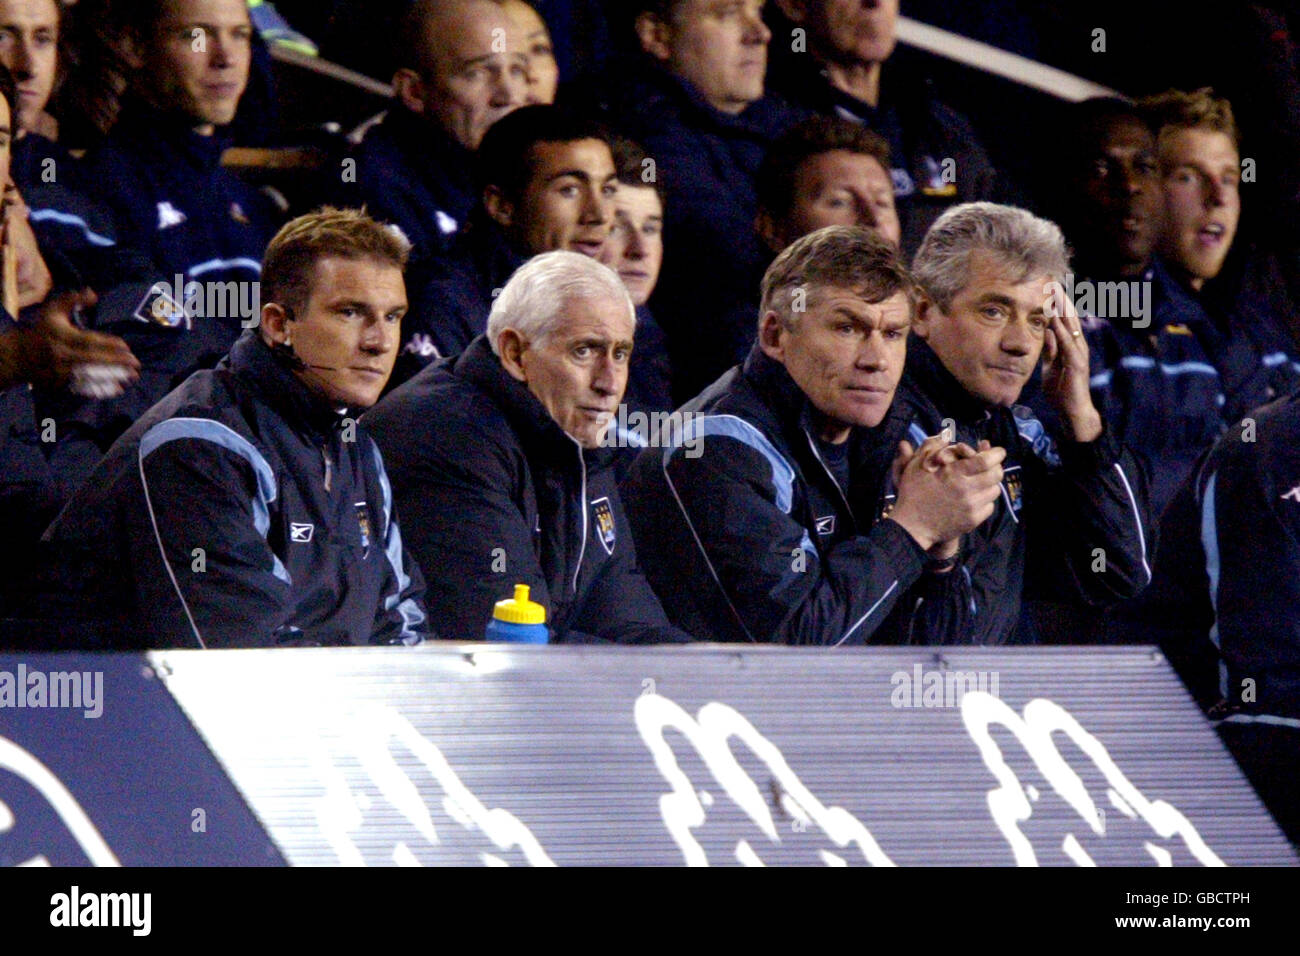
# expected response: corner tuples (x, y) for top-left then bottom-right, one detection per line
(1022, 425), (1154, 607)
(664, 437), (927, 645)
(135, 430), (294, 647)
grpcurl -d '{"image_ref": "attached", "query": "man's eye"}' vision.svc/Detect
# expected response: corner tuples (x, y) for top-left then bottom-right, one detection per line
(884, 328), (905, 340)
(385, 312), (404, 324)
(1029, 315), (1049, 332)
(601, 184), (618, 198)
(835, 323), (856, 335)
(531, 43), (553, 58)
(1136, 157), (1158, 175)
(615, 347), (631, 362)
(643, 224), (662, 237)
(572, 345), (591, 358)
(557, 184), (579, 198)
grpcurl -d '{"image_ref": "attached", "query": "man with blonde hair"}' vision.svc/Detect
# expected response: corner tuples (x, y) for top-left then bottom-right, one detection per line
(36, 208), (430, 649)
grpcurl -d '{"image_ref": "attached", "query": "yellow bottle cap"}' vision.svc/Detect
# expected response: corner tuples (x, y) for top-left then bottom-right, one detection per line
(492, 584), (546, 625)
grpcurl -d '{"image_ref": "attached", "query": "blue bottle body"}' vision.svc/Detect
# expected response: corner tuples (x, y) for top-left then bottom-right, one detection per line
(485, 619), (549, 644)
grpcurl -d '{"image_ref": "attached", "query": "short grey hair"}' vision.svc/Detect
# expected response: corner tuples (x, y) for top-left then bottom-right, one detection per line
(487, 251), (636, 354)
(912, 202), (1070, 312)
(760, 225), (915, 330)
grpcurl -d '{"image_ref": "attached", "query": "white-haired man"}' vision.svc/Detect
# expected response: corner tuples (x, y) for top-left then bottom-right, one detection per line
(365, 250), (691, 644)
(898, 202), (1153, 643)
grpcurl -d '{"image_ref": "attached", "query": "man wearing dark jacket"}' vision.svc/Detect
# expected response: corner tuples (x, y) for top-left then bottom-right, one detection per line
(75, 0), (279, 407)
(582, 1), (802, 401)
(621, 225), (1007, 645)
(900, 202), (1153, 644)
(1140, 388), (1300, 842)
(366, 250), (689, 644)
(348, 0), (531, 259)
(399, 105), (617, 371)
(36, 209), (429, 649)
(768, 0), (1006, 255)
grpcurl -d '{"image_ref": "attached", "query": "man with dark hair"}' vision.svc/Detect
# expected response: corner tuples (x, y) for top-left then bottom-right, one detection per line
(756, 114), (899, 253)
(899, 202), (1152, 644)
(622, 225), (1007, 645)
(399, 104), (617, 368)
(604, 135), (672, 414)
(1051, 91), (1300, 521)
(36, 208), (429, 649)
(767, 0), (1005, 253)
(348, 0), (537, 259)
(580, 0), (802, 403)
(366, 250), (689, 645)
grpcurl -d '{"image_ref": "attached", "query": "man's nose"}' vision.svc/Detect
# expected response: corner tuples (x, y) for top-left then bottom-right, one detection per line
(1000, 317), (1035, 355)
(210, 31), (235, 68)
(591, 354), (620, 394)
(581, 188), (611, 224)
(10, 36), (34, 79)
(1204, 176), (1229, 208)
(491, 63), (528, 108)
(855, 195), (879, 230)
(743, 6), (772, 45)
(361, 318), (395, 353)
(624, 225), (646, 259)
(856, 332), (888, 369)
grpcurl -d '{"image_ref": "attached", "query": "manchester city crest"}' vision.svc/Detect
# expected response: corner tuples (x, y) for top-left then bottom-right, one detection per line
(591, 497), (616, 555)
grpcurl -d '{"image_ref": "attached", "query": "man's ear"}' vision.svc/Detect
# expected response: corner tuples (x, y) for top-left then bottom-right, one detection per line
(260, 302), (291, 346)
(774, 0), (808, 25)
(912, 296), (936, 340)
(392, 68), (428, 115)
(484, 185), (514, 229)
(635, 11), (673, 62)
(498, 328), (529, 382)
(757, 310), (788, 362)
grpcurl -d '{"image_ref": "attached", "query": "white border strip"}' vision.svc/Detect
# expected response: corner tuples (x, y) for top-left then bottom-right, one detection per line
(897, 16), (1121, 102)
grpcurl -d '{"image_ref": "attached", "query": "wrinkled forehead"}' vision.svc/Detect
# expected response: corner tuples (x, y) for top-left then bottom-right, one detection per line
(551, 293), (635, 340)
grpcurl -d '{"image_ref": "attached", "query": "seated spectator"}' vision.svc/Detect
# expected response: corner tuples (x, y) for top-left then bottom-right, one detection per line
(1145, 388), (1300, 843)
(897, 202), (1152, 643)
(621, 225), (1006, 645)
(717, 114), (900, 360)
(77, 0), (280, 361)
(1057, 91), (1300, 521)
(35, 208), (429, 649)
(0, 0), (190, 499)
(365, 250), (691, 645)
(769, 0), (1006, 253)
(505, 0), (559, 104)
(756, 115), (901, 254)
(582, 0), (802, 403)
(349, 0), (534, 259)
(605, 136), (672, 414)
(400, 104), (617, 368)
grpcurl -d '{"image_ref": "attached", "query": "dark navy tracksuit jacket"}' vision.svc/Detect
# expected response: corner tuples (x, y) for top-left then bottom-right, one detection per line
(892, 340), (1154, 644)
(582, 61), (803, 401)
(364, 335), (690, 644)
(620, 346), (965, 646)
(35, 333), (429, 649)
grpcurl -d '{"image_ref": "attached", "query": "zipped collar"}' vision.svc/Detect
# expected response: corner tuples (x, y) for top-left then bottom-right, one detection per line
(226, 332), (355, 444)
(904, 338), (997, 428)
(453, 335), (619, 472)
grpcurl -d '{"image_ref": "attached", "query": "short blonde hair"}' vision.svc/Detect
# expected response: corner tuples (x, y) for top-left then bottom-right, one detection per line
(1139, 87), (1240, 151)
(261, 207), (412, 314)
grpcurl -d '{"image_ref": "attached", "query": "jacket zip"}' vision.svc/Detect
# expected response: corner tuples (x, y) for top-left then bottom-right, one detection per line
(803, 428), (856, 524)
(570, 438), (588, 593)
(322, 445), (333, 492)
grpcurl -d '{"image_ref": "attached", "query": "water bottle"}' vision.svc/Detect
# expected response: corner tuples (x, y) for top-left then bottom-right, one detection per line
(485, 584), (549, 643)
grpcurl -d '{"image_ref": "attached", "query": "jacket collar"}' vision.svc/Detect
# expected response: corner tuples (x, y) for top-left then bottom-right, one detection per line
(453, 335), (617, 469)
(904, 337), (996, 425)
(740, 342), (908, 463)
(381, 108), (475, 195)
(226, 332), (352, 441)
(112, 101), (232, 172)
